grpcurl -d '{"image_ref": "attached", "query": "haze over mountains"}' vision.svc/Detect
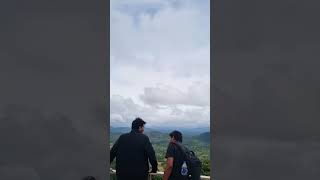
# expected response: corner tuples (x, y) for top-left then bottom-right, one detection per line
(110, 126), (210, 136)
(110, 126), (211, 146)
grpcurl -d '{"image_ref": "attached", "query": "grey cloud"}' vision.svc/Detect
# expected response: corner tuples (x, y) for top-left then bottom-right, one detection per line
(110, 95), (142, 126)
(110, 95), (209, 127)
(110, 0), (209, 69)
(140, 82), (210, 107)
(140, 87), (186, 106)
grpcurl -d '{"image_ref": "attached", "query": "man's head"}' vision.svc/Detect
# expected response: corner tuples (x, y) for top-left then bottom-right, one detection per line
(131, 117), (146, 133)
(169, 130), (183, 143)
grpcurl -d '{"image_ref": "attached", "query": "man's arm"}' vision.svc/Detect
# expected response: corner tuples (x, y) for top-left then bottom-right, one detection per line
(110, 138), (119, 163)
(163, 157), (173, 180)
(145, 137), (158, 172)
(163, 143), (175, 180)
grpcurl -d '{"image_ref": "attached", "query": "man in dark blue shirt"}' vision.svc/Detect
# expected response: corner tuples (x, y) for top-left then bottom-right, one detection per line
(163, 130), (190, 180)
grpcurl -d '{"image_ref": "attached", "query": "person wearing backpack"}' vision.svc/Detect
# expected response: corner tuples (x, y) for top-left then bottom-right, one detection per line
(163, 130), (202, 180)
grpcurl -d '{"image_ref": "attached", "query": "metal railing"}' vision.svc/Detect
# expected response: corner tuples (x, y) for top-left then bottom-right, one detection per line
(110, 169), (210, 180)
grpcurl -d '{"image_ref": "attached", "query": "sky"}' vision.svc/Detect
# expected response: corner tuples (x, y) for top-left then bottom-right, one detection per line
(110, 0), (210, 128)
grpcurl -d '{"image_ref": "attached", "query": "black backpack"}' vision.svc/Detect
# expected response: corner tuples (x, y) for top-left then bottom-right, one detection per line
(172, 142), (202, 180)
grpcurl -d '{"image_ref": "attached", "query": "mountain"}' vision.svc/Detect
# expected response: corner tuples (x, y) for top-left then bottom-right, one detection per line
(110, 126), (210, 136)
(196, 132), (211, 143)
(110, 126), (131, 133)
(145, 126), (210, 136)
(110, 126), (164, 134)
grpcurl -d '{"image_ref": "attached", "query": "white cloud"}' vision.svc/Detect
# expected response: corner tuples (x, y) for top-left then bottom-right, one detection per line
(110, 0), (210, 127)
(140, 82), (210, 107)
(110, 95), (209, 128)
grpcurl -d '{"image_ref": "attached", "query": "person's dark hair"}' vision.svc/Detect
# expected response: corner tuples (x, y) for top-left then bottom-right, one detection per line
(169, 130), (183, 142)
(131, 117), (146, 130)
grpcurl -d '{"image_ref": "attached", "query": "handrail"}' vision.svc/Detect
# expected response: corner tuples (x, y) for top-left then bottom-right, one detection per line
(110, 169), (210, 180)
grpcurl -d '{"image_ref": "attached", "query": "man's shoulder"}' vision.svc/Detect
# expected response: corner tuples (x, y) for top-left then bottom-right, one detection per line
(167, 142), (184, 154)
(123, 131), (149, 140)
(118, 132), (132, 140)
(167, 142), (179, 151)
(137, 133), (150, 140)
(119, 132), (130, 137)
(165, 142), (177, 158)
(168, 142), (177, 147)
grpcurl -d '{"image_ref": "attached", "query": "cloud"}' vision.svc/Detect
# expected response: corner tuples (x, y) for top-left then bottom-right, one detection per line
(110, 0), (210, 80)
(110, 95), (209, 128)
(140, 82), (210, 106)
(110, 0), (210, 127)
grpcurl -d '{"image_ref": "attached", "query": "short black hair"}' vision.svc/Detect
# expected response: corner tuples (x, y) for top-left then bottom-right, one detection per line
(169, 130), (183, 142)
(131, 117), (146, 130)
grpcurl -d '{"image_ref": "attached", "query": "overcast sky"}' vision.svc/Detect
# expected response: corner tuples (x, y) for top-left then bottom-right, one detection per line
(110, 0), (210, 128)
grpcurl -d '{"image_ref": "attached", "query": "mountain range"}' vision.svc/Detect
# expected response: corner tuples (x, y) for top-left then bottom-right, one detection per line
(110, 126), (210, 136)
(110, 126), (210, 144)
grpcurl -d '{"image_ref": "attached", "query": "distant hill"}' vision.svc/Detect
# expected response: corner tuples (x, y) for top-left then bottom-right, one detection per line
(110, 126), (163, 134)
(110, 126), (210, 135)
(196, 132), (210, 143)
(110, 126), (211, 145)
(159, 127), (210, 136)
(110, 126), (131, 133)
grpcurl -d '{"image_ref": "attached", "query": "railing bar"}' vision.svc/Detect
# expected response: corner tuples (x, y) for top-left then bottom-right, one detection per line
(110, 170), (211, 179)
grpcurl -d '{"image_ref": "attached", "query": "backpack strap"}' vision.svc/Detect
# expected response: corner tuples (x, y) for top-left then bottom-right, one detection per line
(170, 141), (188, 159)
